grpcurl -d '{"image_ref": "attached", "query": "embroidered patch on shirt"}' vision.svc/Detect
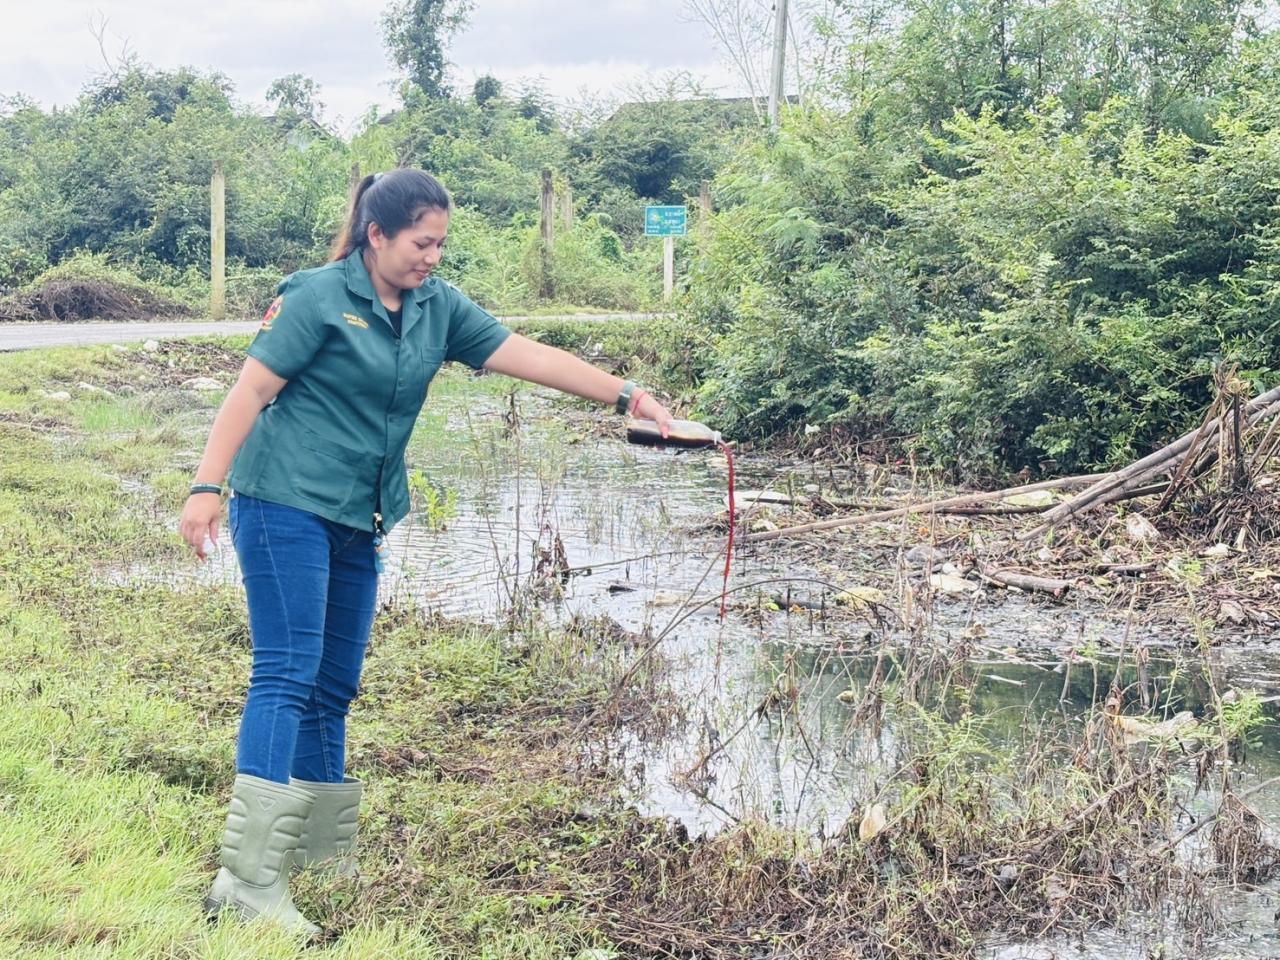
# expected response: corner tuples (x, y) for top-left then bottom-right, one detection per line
(260, 295), (283, 331)
(343, 313), (369, 329)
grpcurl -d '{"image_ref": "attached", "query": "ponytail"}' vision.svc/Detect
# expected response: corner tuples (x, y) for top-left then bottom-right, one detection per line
(328, 169), (452, 262)
(329, 174), (378, 261)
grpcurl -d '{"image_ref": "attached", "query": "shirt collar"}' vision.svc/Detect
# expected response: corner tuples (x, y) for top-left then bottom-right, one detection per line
(344, 247), (440, 306)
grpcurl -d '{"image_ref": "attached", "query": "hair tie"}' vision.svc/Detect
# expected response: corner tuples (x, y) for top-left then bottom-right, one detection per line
(372, 172), (384, 183)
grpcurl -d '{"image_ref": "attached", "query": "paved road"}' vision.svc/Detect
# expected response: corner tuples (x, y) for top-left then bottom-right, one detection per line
(0, 313), (663, 352)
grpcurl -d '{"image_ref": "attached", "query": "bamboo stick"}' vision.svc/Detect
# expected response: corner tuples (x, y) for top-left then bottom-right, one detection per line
(1153, 398), (1221, 513)
(1019, 386), (1280, 541)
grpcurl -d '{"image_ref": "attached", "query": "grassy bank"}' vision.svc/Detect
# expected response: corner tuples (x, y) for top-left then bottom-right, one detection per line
(0, 340), (665, 958)
(0, 340), (1274, 959)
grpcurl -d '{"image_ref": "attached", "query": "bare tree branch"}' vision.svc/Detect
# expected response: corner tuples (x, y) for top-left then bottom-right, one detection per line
(87, 12), (131, 80)
(682, 0), (773, 117)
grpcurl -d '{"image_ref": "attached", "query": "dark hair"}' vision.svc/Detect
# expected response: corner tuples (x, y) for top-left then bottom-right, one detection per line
(329, 169), (452, 262)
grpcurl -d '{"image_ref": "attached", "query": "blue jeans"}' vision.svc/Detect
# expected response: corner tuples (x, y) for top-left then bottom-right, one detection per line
(228, 492), (378, 784)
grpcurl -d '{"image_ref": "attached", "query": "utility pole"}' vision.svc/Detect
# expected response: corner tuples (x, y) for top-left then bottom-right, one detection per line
(768, 0), (790, 132)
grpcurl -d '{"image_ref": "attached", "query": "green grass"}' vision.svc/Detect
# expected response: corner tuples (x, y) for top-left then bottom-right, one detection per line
(0, 341), (639, 959)
(76, 397), (158, 434)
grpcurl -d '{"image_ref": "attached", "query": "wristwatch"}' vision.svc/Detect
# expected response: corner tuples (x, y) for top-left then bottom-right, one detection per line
(615, 380), (637, 416)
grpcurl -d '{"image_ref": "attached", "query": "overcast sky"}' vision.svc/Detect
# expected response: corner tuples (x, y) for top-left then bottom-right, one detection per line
(0, 0), (746, 131)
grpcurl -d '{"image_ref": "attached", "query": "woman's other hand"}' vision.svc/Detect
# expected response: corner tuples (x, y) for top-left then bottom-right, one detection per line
(181, 493), (222, 561)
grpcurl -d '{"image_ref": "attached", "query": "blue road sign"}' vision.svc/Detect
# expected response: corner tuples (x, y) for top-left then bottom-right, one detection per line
(645, 205), (687, 237)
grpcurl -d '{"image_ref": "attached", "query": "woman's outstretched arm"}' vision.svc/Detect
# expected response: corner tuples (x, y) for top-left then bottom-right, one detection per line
(482, 333), (673, 432)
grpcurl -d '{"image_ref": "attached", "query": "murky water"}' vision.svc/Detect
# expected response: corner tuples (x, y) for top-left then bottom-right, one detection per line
(140, 380), (1280, 957)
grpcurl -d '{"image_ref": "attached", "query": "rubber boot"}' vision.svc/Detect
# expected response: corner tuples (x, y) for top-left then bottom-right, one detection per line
(290, 775), (362, 878)
(203, 774), (320, 936)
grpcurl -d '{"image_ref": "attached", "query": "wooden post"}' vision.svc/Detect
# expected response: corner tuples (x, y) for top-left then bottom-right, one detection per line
(699, 180), (712, 219)
(210, 162), (225, 321)
(559, 185), (573, 233)
(539, 169), (555, 300)
(540, 169), (555, 251)
(663, 236), (674, 302)
(347, 162), (361, 202)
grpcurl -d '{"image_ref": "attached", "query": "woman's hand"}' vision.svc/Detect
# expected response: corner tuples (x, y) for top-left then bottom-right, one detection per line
(633, 391), (675, 439)
(180, 493), (222, 561)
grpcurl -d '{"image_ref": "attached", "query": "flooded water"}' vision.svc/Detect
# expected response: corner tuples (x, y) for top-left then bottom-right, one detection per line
(143, 378), (1280, 958)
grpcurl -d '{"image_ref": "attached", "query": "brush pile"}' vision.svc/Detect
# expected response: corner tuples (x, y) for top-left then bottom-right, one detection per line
(727, 370), (1280, 640)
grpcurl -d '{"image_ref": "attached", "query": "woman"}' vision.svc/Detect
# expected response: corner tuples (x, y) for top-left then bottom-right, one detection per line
(180, 168), (672, 934)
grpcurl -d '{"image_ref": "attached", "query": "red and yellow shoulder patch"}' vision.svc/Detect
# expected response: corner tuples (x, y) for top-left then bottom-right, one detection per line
(260, 295), (284, 331)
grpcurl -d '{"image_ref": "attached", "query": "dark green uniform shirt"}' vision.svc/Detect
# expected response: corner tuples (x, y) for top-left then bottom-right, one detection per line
(227, 248), (511, 532)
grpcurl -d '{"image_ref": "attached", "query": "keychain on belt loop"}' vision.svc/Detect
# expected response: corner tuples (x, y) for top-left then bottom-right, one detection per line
(372, 512), (389, 574)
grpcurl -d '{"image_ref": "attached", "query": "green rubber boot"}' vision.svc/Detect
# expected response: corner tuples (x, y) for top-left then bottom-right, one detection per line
(203, 774), (320, 936)
(289, 776), (362, 878)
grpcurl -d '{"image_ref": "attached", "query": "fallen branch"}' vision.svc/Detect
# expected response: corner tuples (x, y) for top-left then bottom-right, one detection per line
(1153, 397), (1222, 513)
(1096, 562), (1156, 576)
(937, 504), (1047, 516)
(1248, 407), (1280, 482)
(731, 489), (887, 511)
(740, 474), (1106, 544)
(975, 563), (1075, 597)
(1142, 775), (1280, 862)
(1020, 387), (1280, 542)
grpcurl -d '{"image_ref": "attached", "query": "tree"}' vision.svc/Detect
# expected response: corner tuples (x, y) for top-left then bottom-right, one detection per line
(682, 0), (853, 116)
(472, 74), (503, 107)
(516, 86), (556, 134)
(681, 0), (774, 116)
(569, 76), (744, 232)
(266, 74), (323, 122)
(381, 0), (474, 99)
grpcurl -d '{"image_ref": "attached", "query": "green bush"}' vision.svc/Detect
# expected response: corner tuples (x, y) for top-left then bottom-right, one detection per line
(679, 33), (1280, 478)
(24, 251), (188, 302)
(435, 206), (533, 311)
(542, 215), (661, 310)
(509, 317), (654, 361)
(0, 238), (47, 290)
(437, 209), (661, 313)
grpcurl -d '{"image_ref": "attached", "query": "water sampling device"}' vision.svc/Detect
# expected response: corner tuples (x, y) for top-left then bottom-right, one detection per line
(624, 417), (736, 620)
(625, 417), (721, 449)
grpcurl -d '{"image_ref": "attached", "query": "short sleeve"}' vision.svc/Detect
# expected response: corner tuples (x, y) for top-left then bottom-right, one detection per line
(444, 286), (511, 369)
(245, 276), (327, 380)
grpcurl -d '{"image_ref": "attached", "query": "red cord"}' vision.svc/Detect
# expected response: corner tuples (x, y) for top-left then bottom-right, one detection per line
(718, 439), (735, 622)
